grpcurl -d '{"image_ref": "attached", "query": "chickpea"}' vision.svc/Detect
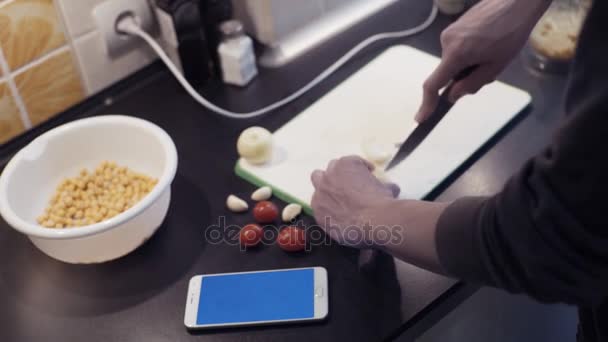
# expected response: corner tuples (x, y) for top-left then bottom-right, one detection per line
(64, 197), (73, 206)
(40, 162), (156, 229)
(37, 215), (47, 225)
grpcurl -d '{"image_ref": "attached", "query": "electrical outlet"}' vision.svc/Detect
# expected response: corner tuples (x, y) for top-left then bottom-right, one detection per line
(93, 0), (156, 58)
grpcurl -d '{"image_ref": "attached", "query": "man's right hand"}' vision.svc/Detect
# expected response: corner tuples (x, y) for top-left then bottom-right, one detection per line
(415, 0), (552, 122)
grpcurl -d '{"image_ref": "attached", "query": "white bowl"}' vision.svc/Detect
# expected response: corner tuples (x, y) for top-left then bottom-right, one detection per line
(0, 115), (178, 264)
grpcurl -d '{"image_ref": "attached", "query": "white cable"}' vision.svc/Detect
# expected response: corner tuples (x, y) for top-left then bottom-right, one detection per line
(117, 4), (438, 119)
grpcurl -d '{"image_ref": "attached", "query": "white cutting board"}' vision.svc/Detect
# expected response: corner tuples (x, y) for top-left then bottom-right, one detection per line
(236, 46), (531, 214)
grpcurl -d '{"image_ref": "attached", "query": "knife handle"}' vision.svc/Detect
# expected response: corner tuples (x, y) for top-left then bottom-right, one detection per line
(454, 64), (479, 82)
(440, 64), (480, 101)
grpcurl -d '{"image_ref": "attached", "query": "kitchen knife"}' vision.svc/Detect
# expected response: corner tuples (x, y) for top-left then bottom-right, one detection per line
(385, 65), (478, 171)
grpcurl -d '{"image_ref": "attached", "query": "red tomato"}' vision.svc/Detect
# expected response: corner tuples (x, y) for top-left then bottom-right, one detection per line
(278, 226), (306, 252)
(253, 201), (279, 223)
(240, 224), (263, 247)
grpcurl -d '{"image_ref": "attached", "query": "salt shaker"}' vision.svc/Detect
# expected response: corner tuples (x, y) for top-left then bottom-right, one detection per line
(218, 20), (258, 86)
(435, 0), (467, 15)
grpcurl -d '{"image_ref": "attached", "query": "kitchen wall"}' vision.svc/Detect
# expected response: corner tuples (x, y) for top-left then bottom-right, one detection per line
(0, 0), (367, 146)
(0, 0), (157, 145)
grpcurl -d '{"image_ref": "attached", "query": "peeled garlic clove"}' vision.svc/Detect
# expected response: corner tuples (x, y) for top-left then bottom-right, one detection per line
(361, 138), (395, 167)
(226, 195), (248, 212)
(282, 203), (302, 222)
(237, 127), (273, 165)
(373, 168), (390, 183)
(251, 186), (272, 201)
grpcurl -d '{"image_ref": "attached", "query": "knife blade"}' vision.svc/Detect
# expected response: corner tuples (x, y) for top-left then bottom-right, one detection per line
(385, 65), (478, 171)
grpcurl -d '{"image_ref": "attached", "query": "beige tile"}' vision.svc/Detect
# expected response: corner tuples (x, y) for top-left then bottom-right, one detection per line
(0, 0), (67, 70)
(0, 81), (26, 143)
(15, 50), (85, 126)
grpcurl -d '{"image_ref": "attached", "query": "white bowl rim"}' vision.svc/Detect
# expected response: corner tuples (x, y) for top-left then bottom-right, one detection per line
(0, 115), (178, 240)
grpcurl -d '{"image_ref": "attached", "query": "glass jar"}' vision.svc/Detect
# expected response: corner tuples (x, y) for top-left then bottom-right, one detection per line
(527, 0), (592, 73)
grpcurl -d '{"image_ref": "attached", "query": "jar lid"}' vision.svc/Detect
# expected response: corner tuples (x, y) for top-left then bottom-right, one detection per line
(219, 20), (244, 38)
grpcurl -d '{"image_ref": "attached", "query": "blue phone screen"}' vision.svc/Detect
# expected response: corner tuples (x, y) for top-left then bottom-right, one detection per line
(196, 268), (315, 325)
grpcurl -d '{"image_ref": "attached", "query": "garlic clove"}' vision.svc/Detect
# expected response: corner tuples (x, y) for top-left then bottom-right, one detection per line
(251, 186), (272, 201)
(282, 203), (302, 222)
(361, 138), (395, 167)
(373, 168), (390, 183)
(226, 195), (248, 212)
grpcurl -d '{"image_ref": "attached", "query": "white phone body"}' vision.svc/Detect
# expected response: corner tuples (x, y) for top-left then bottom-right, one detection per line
(184, 267), (328, 329)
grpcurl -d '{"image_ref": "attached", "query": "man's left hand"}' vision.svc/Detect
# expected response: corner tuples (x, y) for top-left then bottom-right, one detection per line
(310, 156), (400, 248)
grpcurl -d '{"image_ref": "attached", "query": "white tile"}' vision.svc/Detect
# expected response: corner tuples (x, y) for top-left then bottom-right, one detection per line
(56, 0), (104, 38)
(72, 30), (157, 95)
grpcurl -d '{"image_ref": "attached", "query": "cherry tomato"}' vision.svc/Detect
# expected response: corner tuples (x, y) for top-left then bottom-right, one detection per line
(240, 224), (263, 247)
(278, 226), (306, 252)
(253, 201), (279, 223)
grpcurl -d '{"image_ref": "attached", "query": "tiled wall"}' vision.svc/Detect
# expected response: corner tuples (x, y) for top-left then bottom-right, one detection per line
(0, 0), (368, 146)
(0, 0), (156, 145)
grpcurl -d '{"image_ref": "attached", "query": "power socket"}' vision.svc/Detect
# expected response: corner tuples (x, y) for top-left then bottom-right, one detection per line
(93, 0), (156, 58)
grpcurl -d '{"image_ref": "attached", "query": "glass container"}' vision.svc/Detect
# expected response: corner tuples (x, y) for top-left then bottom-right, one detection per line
(527, 0), (592, 73)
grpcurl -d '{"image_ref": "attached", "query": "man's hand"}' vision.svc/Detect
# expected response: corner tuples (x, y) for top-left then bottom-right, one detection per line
(415, 0), (551, 122)
(310, 156), (399, 249)
(310, 156), (450, 273)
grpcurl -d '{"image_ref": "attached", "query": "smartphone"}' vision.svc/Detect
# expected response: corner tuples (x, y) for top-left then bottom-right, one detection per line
(184, 267), (328, 329)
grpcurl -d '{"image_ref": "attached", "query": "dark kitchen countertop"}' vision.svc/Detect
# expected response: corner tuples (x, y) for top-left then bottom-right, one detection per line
(0, 1), (569, 341)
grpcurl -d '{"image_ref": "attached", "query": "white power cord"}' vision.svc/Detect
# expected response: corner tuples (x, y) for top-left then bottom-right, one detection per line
(117, 4), (438, 119)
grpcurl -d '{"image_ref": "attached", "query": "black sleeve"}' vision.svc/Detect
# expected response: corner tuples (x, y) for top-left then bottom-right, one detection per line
(435, 0), (608, 306)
